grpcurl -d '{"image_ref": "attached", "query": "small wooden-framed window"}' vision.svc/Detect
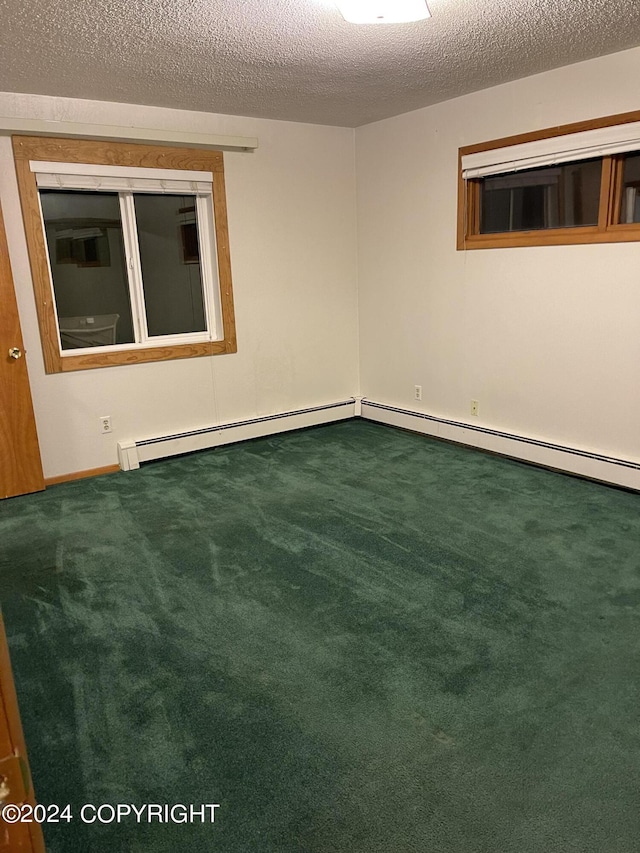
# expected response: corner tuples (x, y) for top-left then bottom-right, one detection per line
(13, 136), (237, 373)
(457, 109), (640, 250)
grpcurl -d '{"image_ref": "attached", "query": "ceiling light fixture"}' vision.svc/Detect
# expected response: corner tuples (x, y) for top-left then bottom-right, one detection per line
(335, 0), (430, 24)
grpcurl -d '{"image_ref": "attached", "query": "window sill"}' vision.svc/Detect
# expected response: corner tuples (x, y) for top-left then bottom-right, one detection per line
(459, 224), (640, 250)
(50, 339), (237, 374)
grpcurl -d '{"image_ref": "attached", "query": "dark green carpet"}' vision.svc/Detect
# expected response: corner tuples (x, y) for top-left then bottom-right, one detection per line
(1, 420), (639, 852)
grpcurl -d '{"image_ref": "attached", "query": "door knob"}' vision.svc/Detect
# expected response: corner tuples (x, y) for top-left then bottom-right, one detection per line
(8, 347), (22, 359)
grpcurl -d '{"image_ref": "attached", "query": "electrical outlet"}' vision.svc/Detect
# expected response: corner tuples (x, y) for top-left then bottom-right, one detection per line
(414, 385), (422, 401)
(100, 416), (112, 434)
(471, 400), (479, 417)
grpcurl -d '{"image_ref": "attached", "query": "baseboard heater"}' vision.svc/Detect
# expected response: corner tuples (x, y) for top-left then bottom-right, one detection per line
(117, 395), (638, 491)
(361, 400), (640, 491)
(118, 399), (356, 470)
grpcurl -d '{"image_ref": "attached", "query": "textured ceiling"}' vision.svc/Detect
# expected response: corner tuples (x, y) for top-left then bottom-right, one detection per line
(1, 0), (640, 127)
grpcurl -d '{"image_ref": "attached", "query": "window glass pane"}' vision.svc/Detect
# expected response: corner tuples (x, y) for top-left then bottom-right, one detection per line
(619, 153), (640, 223)
(479, 158), (602, 233)
(39, 190), (135, 349)
(134, 194), (206, 337)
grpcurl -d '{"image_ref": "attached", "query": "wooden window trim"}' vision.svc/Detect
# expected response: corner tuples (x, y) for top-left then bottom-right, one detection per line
(597, 156), (614, 230)
(12, 136), (237, 373)
(457, 109), (640, 250)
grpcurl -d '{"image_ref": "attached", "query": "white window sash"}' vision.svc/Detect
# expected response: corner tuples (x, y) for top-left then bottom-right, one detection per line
(195, 194), (222, 342)
(461, 121), (640, 179)
(119, 192), (149, 344)
(59, 333), (214, 357)
(37, 167), (221, 354)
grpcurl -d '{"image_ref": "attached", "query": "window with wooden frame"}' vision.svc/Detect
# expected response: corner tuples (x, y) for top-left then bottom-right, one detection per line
(457, 110), (640, 250)
(13, 136), (237, 373)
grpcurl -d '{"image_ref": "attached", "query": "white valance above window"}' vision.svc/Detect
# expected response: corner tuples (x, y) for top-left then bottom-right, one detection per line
(461, 121), (640, 179)
(31, 160), (213, 194)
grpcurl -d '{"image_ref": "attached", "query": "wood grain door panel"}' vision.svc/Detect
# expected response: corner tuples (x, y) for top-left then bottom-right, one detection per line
(0, 201), (45, 499)
(0, 820), (36, 852)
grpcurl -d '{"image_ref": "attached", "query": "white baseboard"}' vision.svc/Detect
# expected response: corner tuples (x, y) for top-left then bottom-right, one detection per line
(361, 400), (640, 491)
(117, 399), (356, 471)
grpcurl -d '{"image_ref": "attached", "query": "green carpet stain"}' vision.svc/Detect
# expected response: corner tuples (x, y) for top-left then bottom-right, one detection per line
(1, 420), (639, 852)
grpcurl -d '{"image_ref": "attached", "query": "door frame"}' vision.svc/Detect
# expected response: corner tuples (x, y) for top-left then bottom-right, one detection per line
(0, 613), (46, 852)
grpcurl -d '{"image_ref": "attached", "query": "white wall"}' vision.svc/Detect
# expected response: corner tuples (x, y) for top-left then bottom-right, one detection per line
(356, 47), (640, 464)
(5, 46), (640, 483)
(0, 93), (359, 478)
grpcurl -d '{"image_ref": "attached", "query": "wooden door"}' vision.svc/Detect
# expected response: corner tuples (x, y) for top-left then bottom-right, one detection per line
(0, 614), (46, 852)
(0, 202), (44, 499)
